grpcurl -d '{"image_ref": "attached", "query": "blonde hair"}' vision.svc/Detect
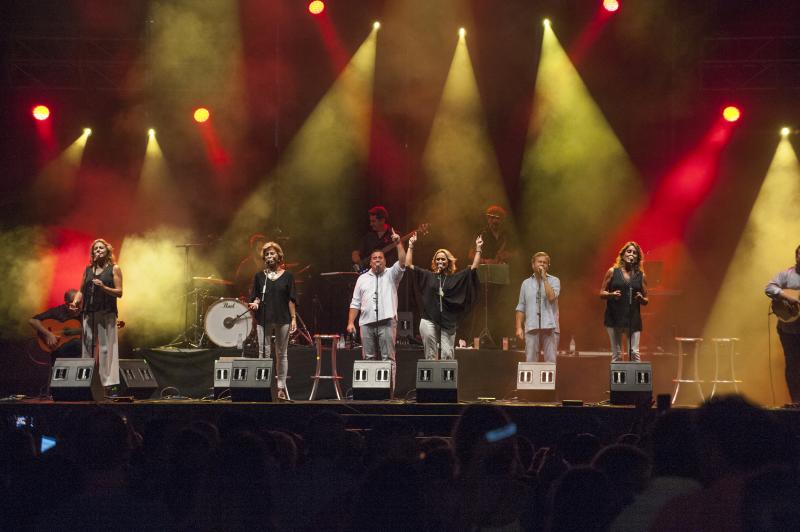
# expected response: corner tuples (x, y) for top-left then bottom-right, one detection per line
(261, 241), (285, 265)
(430, 249), (457, 275)
(88, 238), (116, 265)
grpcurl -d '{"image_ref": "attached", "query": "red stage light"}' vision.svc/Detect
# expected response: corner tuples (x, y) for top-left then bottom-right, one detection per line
(194, 107), (210, 123)
(308, 1), (325, 15)
(722, 106), (741, 122)
(603, 0), (619, 12)
(32, 105), (50, 121)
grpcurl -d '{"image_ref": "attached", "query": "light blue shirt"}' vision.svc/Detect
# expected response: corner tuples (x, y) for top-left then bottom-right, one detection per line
(766, 265), (800, 334)
(516, 274), (560, 332)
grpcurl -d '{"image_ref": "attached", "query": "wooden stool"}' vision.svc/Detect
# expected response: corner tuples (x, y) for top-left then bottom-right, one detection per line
(673, 337), (705, 405)
(710, 338), (742, 397)
(309, 334), (344, 400)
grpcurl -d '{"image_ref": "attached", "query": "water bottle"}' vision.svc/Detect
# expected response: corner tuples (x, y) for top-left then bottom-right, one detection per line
(236, 333), (243, 351)
(569, 335), (576, 355)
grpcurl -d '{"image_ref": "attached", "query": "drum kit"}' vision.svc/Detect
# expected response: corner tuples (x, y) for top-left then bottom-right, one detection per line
(167, 242), (313, 350)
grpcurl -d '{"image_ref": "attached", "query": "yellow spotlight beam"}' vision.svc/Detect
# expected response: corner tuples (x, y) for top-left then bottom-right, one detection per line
(702, 138), (800, 406)
(223, 28), (377, 256)
(32, 130), (91, 215)
(520, 23), (642, 268)
(417, 32), (510, 254)
(136, 132), (188, 227)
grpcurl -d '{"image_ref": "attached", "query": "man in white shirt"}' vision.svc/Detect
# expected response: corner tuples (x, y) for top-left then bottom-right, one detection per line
(347, 231), (406, 365)
(515, 252), (561, 362)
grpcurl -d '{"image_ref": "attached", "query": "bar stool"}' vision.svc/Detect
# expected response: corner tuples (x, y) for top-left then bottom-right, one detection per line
(710, 337), (742, 397)
(672, 337), (705, 405)
(309, 334), (344, 400)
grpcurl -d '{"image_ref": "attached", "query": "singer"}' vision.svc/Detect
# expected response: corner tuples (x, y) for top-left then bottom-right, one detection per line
(347, 231), (406, 381)
(406, 234), (482, 360)
(515, 252), (560, 362)
(248, 241), (297, 400)
(69, 238), (123, 394)
(600, 241), (648, 362)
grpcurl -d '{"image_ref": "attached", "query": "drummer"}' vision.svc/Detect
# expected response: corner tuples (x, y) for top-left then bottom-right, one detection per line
(248, 241), (297, 400)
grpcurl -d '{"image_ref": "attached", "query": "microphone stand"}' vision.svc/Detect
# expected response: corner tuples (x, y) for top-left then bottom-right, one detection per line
(261, 270), (268, 359)
(537, 274), (543, 358)
(628, 278), (634, 361)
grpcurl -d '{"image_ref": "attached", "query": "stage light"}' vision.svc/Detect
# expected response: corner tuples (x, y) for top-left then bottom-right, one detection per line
(603, 0), (620, 12)
(543, 18), (551, 28)
(83, 128), (92, 137)
(373, 21), (380, 30)
(308, 0), (325, 15)
(458, 27), (466, 38)
(194, 107), (210, 123)
(148, 128), (156, 137)
(32, 105), (50, 121)
(781, 127), (791, 137)
(722, 106), (741, 123)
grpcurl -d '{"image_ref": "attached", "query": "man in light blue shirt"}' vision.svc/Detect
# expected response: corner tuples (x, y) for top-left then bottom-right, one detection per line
(515, 252), (560, 362)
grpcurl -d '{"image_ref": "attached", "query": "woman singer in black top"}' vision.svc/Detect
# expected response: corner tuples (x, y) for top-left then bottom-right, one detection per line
(69, 238), (123, 393)
(599, 241), (648, 361)
(406, 233), (482, 360)
(248, 241), (296, 400)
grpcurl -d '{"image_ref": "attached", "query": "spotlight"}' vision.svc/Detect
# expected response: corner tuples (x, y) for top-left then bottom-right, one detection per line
(458, 27), (466, 38)
(193, 107), (210, 123)
(32, 105), (50, 121)
(722, 106), (741, 123)
(148, 128), (156, 137)
(603, 0), (620, 12)
(373, 21), (380, 30)
(543, 18), (551, 28)
(83, 128), (92, 136)
(308, 0), (325, 15)
(780, 127), (791, 137)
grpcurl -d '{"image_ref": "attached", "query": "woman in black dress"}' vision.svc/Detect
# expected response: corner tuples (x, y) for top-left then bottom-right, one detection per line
(248, 241), (297, 400)
(599, 241), (648, 361)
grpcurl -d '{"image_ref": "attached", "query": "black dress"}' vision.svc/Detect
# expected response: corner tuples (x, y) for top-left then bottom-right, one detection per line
(603, 267), (644, 331)
(411, 267), (481, 331)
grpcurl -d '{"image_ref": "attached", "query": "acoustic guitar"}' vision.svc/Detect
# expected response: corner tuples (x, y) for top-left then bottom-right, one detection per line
(772, 288), (800, 323)
(37, 318), (125, 352)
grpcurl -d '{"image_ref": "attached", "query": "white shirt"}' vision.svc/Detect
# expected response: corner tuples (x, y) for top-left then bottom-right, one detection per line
(350, 261), (405, 326)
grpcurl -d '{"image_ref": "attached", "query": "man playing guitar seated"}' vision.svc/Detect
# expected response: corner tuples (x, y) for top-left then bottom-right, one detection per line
(766, 244), (800, 403)
(29, 289), (82, 361)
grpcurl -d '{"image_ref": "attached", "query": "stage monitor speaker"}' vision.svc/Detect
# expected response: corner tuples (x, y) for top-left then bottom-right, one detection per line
(213, 357), (240, 399)
(610, 362), (652, 405)
(516, 361), (556, 401)
(352, 360), (393, 400)
(50, 358), (99, 401)
(415, 359), (458, 403)
(118, 359), (159, 399)
(230, 358), (274, 402)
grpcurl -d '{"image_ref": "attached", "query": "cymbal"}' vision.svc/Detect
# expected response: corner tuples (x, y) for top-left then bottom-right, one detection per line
(192, 276), (234, 286)
(284, 262), (300, 269)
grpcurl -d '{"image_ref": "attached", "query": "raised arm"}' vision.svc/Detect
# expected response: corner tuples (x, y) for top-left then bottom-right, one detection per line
(405, 232), (417, 270)
(470, 235), (483, 269)
(393, 229), (406, 268)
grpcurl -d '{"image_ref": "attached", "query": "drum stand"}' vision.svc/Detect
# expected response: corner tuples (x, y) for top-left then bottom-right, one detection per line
(290, 312), (314, 345)
(165, 243), (207, 348)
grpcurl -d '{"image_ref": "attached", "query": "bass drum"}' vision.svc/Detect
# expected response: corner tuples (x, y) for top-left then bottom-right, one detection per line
(204, 298), (254, 348)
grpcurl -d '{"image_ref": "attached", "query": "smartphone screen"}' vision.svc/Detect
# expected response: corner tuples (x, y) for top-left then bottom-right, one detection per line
(40, 435), (57, 453)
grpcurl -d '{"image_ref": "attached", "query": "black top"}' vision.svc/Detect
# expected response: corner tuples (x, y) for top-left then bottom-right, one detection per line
(411, 267), (480, 331)
(33, 304), (74, 322)
(477, 228), (514, 262)
(250, 270), (297, 325)
(81, 264), (118, 315)
(603, 267), (644, 331)
(360, 225), (398, 266)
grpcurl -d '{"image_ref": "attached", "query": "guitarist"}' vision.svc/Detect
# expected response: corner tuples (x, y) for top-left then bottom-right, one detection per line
(28, 289), (82, 360)
(765, 244), (800, 403)
(352, 206), (401, 270)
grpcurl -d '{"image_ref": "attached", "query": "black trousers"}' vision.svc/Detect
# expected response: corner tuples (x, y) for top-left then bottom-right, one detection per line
(778, 329), (800, 402)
